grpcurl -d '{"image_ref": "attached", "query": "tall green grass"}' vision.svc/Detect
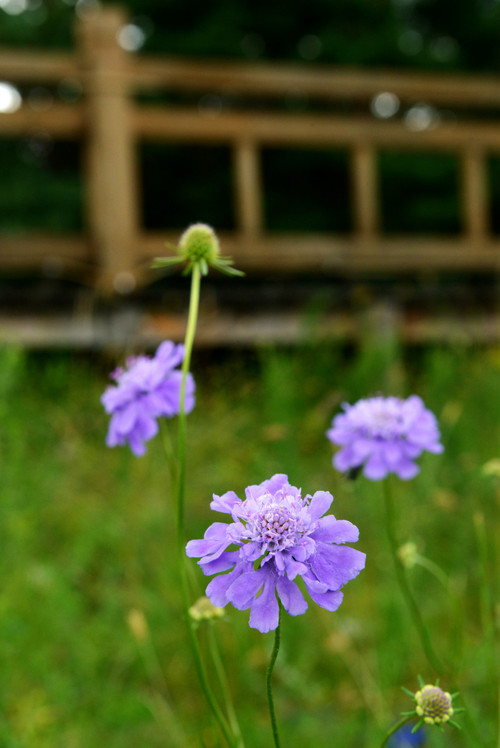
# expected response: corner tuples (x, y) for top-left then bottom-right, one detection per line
(0, 341), (498, 747)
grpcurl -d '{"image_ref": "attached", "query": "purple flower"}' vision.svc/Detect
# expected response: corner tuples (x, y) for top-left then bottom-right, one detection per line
(101, 341), (195, 456)
(186, 474), (365, 633)
(326, 395), (443, 481)
(389, 724), (425, 747)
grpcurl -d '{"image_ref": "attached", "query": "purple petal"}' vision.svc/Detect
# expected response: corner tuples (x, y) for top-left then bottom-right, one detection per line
(155, 341), (185, 370)
(210, 490), (242, 515)
(276, 577), (308, 616)
(363, 449), (389, 480)
(305, 586), (344, 612)
(310, 545), (366, 589)
(333, 447), (358, 472)
(308, 490), (333, 520)
(311, 516), (359, 544)
(198, 551), (239, 576)
(249, 572), (279, 633)
(261, 474), (289, 494)
(206, 562), (250, 607)
(226, 569), (266, 610)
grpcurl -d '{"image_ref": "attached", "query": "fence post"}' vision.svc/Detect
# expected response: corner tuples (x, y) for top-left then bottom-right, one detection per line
(461, 144), (489, 244)
(233, 137), (263, 237)
(351, 142), (379, 242)
(76, 5), (140, 295)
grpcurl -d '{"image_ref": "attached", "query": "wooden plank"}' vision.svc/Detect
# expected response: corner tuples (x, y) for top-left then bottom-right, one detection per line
(0, 104), (84, 137)
(140, 232), (500, 274)
(0, 50), (78, 82)
(0, 235), (90, 271)
(133, 106), (500, 151)
(1, 308), (499, 348)
(132, 57), (500, 109)
(232, 139), (263, 234)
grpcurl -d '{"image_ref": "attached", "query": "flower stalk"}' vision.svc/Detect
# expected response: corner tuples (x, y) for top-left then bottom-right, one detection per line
(266, 609), (282, 748)
(383, 480), (447, 677)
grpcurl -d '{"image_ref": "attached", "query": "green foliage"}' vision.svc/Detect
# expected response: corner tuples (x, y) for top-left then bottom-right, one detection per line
(0, 343), (498, 746)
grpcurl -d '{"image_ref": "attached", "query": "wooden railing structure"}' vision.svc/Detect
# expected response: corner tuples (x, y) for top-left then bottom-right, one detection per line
(1, 6), (500, 343)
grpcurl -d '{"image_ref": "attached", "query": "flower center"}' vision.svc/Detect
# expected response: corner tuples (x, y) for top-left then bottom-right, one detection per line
(363, 405), (403, 439)
(241, 491), (306, 554)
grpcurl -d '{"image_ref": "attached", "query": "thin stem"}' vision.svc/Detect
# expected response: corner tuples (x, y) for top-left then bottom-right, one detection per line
(382, 480), (447, 677)
(177, 264), (201, 545)
(266, 611), (282, 748)
(175, 266), (236, 747)
(208, 624), (246, 748)
(378, 715), (415, 748)
(159, 419), (177, 487)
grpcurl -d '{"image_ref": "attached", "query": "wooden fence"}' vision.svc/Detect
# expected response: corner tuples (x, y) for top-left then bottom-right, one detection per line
(1, 5), (500, 304)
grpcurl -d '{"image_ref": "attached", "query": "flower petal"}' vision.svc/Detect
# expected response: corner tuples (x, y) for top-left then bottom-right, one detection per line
(276, 577), (308, 616)
(249, 572), (279, 633)
(311, 516), (359, 544)
(308, 490), (334, 520)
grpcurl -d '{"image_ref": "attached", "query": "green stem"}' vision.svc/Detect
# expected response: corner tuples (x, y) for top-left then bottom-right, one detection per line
(177, 264), (201, 546)
(383, 480), (447, 677)
(378, 715), (415, 748)
(208, 624), (246, 748)
(176, 266), (236, 748)
(266, 611), (282, 748)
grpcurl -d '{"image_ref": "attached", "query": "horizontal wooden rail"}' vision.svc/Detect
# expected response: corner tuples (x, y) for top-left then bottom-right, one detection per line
(139, 233), (500, 273)
(0, 235), (91, 272)
(0, 50), (77, 83)
(133, 106), (500, 151)
(0, 104), (84, 137)
(3, 47), (500, 110)
(132, 57), (500, 108)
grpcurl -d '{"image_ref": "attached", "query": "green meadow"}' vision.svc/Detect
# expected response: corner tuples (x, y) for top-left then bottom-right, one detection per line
(0, 340), (498, 747)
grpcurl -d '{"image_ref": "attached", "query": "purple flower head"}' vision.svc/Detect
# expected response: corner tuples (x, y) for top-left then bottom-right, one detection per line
(389, 724), (425, 747)
(101, 341), (195, 456)
(186, 474), (365, 633)
(326, 395), (443, 481)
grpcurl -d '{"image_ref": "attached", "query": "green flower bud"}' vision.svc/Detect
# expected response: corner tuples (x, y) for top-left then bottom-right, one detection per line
(152, 223), (244, 277)
(398, 541), (418, 569)
(189, 596), (225, 622)
(400, 678), (462, 733)
(179, 223), (220, 269)
(415, 685), (453, 725)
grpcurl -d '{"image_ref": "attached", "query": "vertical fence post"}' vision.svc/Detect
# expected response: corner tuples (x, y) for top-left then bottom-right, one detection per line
(76, 5), (140, 295)
(461, 144), (489, 245)
(233, 137), (263, 237)
(351, 142), (379, 243)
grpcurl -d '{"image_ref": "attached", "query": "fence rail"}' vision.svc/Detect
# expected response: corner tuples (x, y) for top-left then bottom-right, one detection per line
(1, 5), (500, 298)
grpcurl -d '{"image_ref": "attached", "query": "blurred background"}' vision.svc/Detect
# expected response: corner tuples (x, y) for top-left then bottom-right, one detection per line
(1, 2), (500, 747)
(2, 0), (500, 345)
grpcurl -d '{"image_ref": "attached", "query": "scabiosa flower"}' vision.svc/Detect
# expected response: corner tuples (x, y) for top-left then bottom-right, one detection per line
(101, 341), (195, 456)
(388, 724), (425, 747)
(326, 395), (443, 481)
(186, 474), (365, 633)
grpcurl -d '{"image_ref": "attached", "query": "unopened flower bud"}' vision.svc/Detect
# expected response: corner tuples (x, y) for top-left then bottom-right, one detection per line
(179, 223), (220, 267)
(152, 223), (244, 277)
(414, 685), (453, 725)
(126, 608), (149, 643)
(189, 596), (224, 622)
(398, 542), (418, 569)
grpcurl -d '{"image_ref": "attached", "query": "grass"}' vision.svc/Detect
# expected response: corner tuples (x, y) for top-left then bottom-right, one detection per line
(0, 339), (498, 747)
